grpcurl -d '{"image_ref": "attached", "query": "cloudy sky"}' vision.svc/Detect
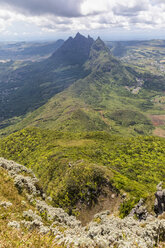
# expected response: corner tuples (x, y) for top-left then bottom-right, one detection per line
(0, 0), (165, 41)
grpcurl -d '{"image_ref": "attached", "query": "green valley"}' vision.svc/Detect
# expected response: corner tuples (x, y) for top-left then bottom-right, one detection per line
(0, 36), (164, 137)
(0, 128), (164, 217)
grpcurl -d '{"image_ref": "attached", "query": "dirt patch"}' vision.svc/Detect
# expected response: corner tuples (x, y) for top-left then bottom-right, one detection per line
(150, 115), (165, 127)
(153, 128), (165, 138)
(76, 186), (121, 226)
(150, 115), (165, 138)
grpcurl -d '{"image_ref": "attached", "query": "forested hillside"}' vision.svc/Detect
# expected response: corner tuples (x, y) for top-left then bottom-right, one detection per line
(0, 128), (164, 217)
(1, 35), (164, 137)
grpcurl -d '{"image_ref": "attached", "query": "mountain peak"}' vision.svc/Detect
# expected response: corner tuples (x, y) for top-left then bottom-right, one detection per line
(96, 36), (102, 41)
(92, 36), (110, 52)
(50, 33), (94, 66)
(75, 32), (82, 39)
(74, 32), (94, 43)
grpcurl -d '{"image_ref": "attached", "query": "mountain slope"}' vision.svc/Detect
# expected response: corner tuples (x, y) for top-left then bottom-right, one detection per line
(0, 159), (63, 248)
(0, 33), (93, 121)
(0, 156), (165, 248)
(2, 36), (165, 136)
(0, 34), (165, 136)
(49, 32), (94, 66)
(0, 128), (165, 216)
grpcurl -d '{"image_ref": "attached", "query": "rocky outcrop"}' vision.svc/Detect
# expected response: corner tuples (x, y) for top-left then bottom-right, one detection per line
(14, 175), (39, 195)
(21, 209), (49, 233)
(0, 157), (33, 176)
(154, 182), (165, 216)
(36, 200), (81, 228)
(49, 211), (165, 248)
(129, 198), (148, 221)
(86, 213), (165, 248)
(0, 157), (43, 197)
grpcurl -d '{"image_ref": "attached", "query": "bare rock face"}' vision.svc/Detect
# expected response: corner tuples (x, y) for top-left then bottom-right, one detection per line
(129, 199), (148, 221)
(154, 182), (165, 216)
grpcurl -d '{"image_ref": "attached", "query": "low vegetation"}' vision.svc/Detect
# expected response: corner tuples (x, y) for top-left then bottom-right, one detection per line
(0, 168), (62, 248)
(0, 128), (164, 217)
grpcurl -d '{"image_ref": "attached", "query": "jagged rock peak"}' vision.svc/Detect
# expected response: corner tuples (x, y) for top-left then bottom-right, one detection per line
(74, 32), (94, 42)
(75, 32), (83, 39)
(95, 36), (106, 46)
(67, 36), (73, 41)
(92, 36), (109, 52)
(75, 32), (83, 38)
(51, 32), (94, 65)
(96, 36), (102, 41)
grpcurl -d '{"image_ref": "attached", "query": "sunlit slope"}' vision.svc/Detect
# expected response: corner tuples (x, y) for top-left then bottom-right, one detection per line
(0, 128), (164, 216)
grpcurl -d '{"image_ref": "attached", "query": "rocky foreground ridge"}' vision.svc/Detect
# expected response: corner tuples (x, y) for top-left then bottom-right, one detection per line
(0, 157), (165, 248)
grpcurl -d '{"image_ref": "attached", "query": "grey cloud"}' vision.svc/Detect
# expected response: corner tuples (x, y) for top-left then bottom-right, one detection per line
(55, 19), (73, 25)
(99, 17), (110, 24)
(113, 2), (149, 17)
(99, 17), (118, 25)
(0, 0), (85, 17)
(151, 0), (165, 4)
(0, 13), (11, 20)
(130, 17), (155, 25)
(42, 19), (72, 30)
(48, 16), (73, 25)
(42, 24), (70, 31)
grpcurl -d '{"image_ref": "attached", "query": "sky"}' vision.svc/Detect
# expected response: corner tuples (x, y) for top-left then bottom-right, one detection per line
(0, 0), (165, 41)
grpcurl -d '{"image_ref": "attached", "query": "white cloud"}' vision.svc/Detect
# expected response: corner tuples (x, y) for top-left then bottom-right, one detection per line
(81, 0), (111, 15)
(0, 0), (164, 39)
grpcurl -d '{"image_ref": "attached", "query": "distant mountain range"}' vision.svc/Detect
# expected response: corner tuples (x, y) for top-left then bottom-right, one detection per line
(0, 39), (64, 60)
(0, 33), (165, 136)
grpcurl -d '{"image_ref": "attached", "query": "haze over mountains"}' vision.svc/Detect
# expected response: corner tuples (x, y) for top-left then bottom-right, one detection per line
(0, 39), (64, 61)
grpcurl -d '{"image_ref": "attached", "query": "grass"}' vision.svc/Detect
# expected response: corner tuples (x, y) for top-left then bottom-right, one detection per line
(0, 168), (63, 248)
(0, 228), (60, 248)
